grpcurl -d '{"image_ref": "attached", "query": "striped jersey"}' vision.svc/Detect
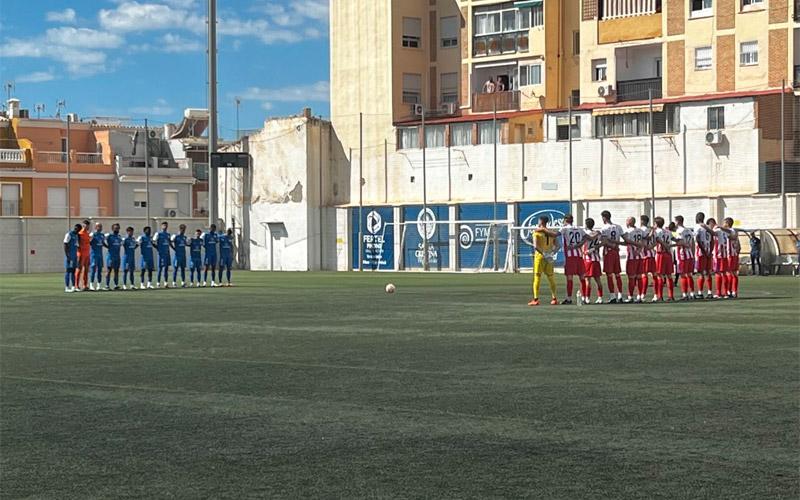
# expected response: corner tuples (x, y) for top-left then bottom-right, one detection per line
(727, 228), (740, 256)
(560, 224), (586, 258)
(583, 233), (602, 262)
(713, 227), (729, 259)
(694, 224), (713, 258)
(623, 226), (643, 260)
(654, 228), (673, 254)
(600, 223), (623, 256)
(640, 226), (656, 258)
(674, 226), (695, 261)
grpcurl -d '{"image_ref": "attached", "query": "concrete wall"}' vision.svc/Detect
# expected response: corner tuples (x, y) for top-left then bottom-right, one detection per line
(0, 217), (207, 274)
(116, 182), (194, 218)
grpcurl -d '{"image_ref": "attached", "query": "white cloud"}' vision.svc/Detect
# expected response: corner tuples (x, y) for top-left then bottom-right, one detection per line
(0, 39), (109, 76)
(98, 2), (205, 34)
(237, 81), (329, 111)
(16, 71), (56, 83)
(160, 33), (203, 52)
(45, 27), (123, 49)
(130, 98), (175, 116)
(46, 8), (77, 24)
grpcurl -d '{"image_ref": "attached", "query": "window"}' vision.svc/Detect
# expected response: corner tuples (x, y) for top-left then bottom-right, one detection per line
(477, 121), (500, 144)
(707, 106), (725, 130)
(134, 190), (148, 208)
(79, 188), (99, 216)
(402, 17), (421, 48)
(441, 16), (458, 47)
(47, 187), (67, 216)
(570, 90), (581, 107)
(740, 41), (758, 66)
(557, 116), (581, 141)
(531, 4), (543, 27)
(572, 31), (580, 55)
(666, 104), (681, 134)
(424, 125), (446, 148)
(0, 183), (20, 216)
(440, 72), (458, 104)
(695, 46), (712, 70)
(741, 0), (763, 7)
(450, 123), (473, 146)
(594, 107), (680, 138)
(592, 59), (607, 82)
(691, 0), (713, 16)
(655, 57), (662, 78)
(402, 73), (422, 104)
(399, 127), (419, 149)
(164, 190), (178, 210)
(520, 63), (542, 86)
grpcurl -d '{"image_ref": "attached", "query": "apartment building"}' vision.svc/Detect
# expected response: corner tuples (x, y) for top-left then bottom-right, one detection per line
(0, 99), (115, 218)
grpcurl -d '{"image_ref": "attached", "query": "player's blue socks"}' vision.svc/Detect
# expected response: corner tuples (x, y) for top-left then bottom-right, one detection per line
(226, 268), (231, 283)
(64, 271), (72, 287)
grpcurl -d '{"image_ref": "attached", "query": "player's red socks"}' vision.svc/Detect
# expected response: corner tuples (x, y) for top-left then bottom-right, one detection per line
(566, 278), (574, 299)
(615, 275), (623, 294)
(580, 280), (588, 298)
(704, 275), (712, 292)
(654, 276), (662, 299)
(640, 275), (649, 296)
(715, 273), (725, 296)
(680, 276), (688, 294)
(607, 275), (615, 293)
(731, 274), (739, 294)
(628, 278), (636, 296)
(696, 276), (704, 293)
(667, 277), (675, 299)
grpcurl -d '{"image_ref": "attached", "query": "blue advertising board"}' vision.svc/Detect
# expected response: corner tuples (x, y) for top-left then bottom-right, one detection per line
(351, 207), (394, 270)
(402, 205), (449, 270)
(457, 203), (509, 269)
(517, 201), (570, 268)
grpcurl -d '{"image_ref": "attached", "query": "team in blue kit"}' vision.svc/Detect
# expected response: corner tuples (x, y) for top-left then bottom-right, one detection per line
(60, 222), (235, 292)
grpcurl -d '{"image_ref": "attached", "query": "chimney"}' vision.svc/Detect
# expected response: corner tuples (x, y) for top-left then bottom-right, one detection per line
(302, 107), (312, 119)
(7, 99), (20, 118)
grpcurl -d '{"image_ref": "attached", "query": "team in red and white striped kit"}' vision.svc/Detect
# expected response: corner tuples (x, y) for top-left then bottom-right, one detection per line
(557, 210), (741, 305)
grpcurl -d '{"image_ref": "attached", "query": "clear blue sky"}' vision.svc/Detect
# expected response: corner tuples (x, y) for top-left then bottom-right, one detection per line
(0, 0), (330, 138)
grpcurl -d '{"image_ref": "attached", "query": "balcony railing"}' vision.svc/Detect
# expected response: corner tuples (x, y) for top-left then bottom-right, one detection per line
(617, 77), (663, 102)
(38, 151), (106, 164)
(601, 0), (660, 19)
(472, 90), (520, 113)
(0, 148), (27, 164)
(473, 32), (529, 58)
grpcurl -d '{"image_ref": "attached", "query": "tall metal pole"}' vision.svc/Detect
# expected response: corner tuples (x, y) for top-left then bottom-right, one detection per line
(568, 96), (574, 213)
(649, 89), (655, 221)
(422, 105), (429, 271)
(781, 79), (786, 228)
(319, 120), (324, 271)
(144, 118), (151, 222)
(66, 114), (71, 226)
(358, 112), (364, 272)
(207, 0), (218, 228)
(493, 98), (498, 270)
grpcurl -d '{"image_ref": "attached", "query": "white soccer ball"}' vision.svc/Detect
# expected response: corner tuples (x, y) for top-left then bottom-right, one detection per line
(385, 283), (396, 294)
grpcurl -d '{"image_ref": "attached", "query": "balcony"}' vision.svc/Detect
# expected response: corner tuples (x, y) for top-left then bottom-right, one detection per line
(0, 148), (27, 165)
(115, 156), (193, 178)
(617, 78), (662, 102)
(37, 151), (105, 165)
(600, 0), (660, 19)
(794, 65), (800, 88)
(472, 31), (529, 58)
(472, 90), (520, 113)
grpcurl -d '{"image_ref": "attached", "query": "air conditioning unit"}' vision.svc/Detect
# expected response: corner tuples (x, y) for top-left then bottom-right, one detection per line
(165, 209), (178, 217)
(159, 158), (170, 167)
(149, 130), (158, 138)
(411, 103), (424, 116)
(705, 130), (723, 146)
(597, 84), (614, 97)
(441, 102), (457, 115)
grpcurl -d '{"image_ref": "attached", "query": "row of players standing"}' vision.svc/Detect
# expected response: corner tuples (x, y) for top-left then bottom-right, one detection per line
(529, 211), (741, 305)
(63, 220), (235, 292)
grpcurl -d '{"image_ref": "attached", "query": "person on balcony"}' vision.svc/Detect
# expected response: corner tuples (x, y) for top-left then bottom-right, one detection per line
(495, 79), (506, 92)
(482, 78), (495, 94)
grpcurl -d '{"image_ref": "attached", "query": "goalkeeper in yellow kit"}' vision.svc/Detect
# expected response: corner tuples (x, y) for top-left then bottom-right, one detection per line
(528, 215), (561, 306)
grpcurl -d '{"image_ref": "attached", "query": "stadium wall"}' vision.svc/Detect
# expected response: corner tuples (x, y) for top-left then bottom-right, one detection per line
(0, 217), (207, 274)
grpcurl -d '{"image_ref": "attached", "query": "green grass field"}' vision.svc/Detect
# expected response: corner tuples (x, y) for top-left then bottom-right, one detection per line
(1, 272), (798, 498)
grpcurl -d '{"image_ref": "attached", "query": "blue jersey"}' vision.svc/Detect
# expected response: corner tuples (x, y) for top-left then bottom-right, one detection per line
(63, 230), (79, 260)
(189, 237), (203, 260)
(172, 233), (188, 263)
(154, 230), (171, 256)
(89, 231), (105, 256)
(123, 235), (138, 259)
(106, 232), (123, 262)
(138, 234), (154, 261)
(202, 231), (218, 256)
(219, 233), (233, 257)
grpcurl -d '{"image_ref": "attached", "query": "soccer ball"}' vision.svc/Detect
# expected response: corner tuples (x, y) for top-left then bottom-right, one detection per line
(385, 283), (396, 294)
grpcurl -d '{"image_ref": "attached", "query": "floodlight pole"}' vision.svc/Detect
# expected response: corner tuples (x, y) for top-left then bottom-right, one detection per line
(422, 105), (429, 271)
(649, 89), (655, 221)
(66, 113), (71, 226)
(781, 79), (786, 228)
(359, 112), (364, 272)
(208, 0), (219, 228)
(568, 96), (573, 214)
(144, 118), (150, 222)
(493, 98), (499, 271)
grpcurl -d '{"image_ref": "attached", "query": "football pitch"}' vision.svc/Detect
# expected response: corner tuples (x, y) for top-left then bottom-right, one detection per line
(1, 272), (798, 498)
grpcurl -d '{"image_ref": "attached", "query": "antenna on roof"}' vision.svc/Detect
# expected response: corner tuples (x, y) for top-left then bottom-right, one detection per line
(55, 100), (66, 118)
(3, 81), (14, 102)
(34, 104), (46, 119)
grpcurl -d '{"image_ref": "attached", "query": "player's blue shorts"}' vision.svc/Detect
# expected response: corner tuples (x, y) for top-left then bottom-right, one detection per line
(123, 255), (136, 271)
(190, 257), (202, 270)
(140, 256), (155, 271)
(90, 252), (104, 268)
(157, 253), (170, 267)
(219, 254), (233, 267)
(106, 255), (121, 269)
(204, 253), (217, 266)
(173, 254), (186, 267)
(64, 256), (78, 269)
